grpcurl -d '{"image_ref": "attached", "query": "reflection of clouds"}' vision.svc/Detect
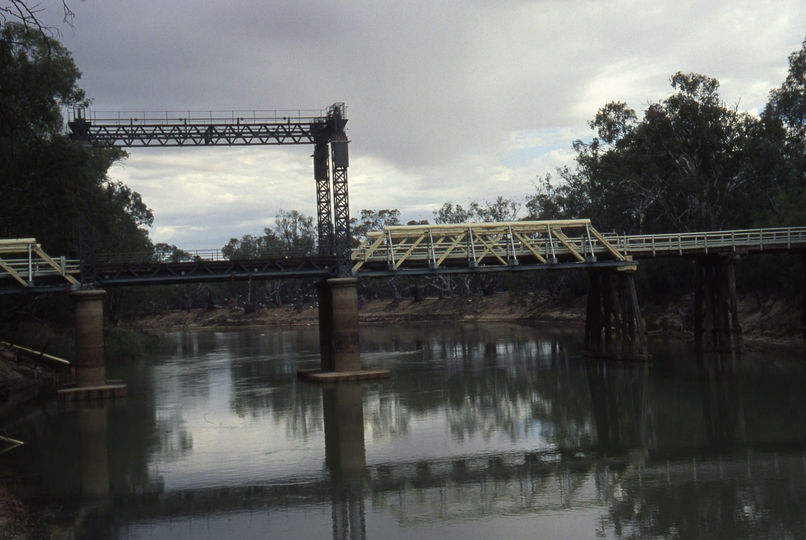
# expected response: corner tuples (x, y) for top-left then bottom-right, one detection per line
(365, 393), (409, 440)
(151, 407), (194, 461)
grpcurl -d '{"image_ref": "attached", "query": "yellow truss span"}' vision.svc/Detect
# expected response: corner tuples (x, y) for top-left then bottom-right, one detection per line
(0, 239), (80, 288)
(351, 219), (626, 272)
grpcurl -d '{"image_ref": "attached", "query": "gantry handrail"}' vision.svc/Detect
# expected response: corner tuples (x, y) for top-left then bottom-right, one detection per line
(0, 239), (80, 288)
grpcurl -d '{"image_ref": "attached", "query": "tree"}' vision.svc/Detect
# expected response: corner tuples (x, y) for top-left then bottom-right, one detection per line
(153, 243), (191, 263)
(272, 209), (316, 255)
(433, 197), (521, 224)
(0, 21), (157, 333)
(1, 1), (75, 34)
(765, 37), (806, 141)
(433, 202), (472, 224)
(471, 196), (521, 223)
(0, 22), (151, 257)
(528, 72), (770, 234)
(759, 37), (806, 225)
(351, 208), (401, 243)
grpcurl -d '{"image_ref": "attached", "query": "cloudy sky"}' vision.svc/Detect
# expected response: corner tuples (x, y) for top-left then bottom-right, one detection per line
(39, 0), (806, 250)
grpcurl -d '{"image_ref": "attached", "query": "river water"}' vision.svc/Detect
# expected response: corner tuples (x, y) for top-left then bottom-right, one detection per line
(2, 323), (806, 539)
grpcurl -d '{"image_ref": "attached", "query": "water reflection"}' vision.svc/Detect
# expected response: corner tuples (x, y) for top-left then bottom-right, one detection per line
(324, 384), (367, 540)
(0, 324), (805, 539)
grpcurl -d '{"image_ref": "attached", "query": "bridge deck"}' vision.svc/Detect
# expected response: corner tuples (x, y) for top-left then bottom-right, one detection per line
(2, 224), (805, 293)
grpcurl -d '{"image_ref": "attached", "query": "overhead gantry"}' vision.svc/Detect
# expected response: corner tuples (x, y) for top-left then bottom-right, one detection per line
(68, 104), (353, 281)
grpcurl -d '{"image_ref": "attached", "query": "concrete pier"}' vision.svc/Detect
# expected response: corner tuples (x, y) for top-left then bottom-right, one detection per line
(57, 290), (127, 402)
(299, 278), (391, 382)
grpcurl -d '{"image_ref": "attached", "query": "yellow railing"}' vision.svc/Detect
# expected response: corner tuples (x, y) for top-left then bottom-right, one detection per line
(0, 239), (80, 288)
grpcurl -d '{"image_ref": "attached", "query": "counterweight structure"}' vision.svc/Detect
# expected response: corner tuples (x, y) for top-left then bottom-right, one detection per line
(68, 104), (352, 280)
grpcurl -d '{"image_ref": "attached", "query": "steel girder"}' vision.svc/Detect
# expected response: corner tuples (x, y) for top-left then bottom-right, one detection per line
(91, 257), (337, 287)
(332, 162), (351, 276)
(69, 112), (332, 147)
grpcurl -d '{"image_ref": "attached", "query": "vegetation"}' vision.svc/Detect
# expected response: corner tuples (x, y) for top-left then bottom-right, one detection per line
(2, 9), (806, 329)
(0, 20), (155, 356)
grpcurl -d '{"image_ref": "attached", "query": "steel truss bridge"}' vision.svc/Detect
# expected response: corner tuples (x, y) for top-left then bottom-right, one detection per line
(68, 104), (353, 284)
(3, 223), (806, 293)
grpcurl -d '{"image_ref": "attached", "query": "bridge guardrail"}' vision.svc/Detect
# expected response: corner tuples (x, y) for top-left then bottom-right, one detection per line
(0, 239), (80, 288)
(351, 223), (806, 272)
(608, 226), (806, 257)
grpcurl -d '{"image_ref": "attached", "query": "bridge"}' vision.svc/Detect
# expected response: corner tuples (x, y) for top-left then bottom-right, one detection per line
(3, 103), (804, 398)
(5, 223), (806, 286)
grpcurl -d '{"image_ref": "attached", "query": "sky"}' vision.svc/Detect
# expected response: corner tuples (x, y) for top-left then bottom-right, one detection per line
(36, 0), (806, 250)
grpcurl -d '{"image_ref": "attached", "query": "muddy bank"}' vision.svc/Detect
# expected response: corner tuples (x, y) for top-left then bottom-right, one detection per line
(129, 292), (805, 351)
(0, 349), (63, 398)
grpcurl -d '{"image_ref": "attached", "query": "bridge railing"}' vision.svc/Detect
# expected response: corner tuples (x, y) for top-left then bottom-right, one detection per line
(608, 226), (806, 257)
(95, 247), (319, 266)
(70, 109), (329, 126)
(96, 250), (225, 265)
(351, 220), (626, 272)
(0, 239), (80, 288)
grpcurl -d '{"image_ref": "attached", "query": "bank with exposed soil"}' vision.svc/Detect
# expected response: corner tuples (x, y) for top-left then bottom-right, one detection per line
(128, 292), (805, 351)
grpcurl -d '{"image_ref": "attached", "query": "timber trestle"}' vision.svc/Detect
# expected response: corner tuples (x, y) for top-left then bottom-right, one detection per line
(584, 269), (650, 361)
(694, 254), (743, 354)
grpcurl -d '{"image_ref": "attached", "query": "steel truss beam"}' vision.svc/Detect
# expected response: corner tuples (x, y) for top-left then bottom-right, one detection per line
(351, 219), (627, 274)
(69, 110), (333, 147)
(314, 143), (334, 256)
(332, 163), (350, 276)
(92, 257), (337, 287)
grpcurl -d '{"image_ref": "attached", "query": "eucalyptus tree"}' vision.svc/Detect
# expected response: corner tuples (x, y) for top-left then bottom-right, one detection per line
(528, 73), (770, 234)
(0, 21), (152, 256)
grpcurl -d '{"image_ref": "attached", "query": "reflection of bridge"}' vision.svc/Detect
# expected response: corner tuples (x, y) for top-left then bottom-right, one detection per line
(64, 376), (806, 540)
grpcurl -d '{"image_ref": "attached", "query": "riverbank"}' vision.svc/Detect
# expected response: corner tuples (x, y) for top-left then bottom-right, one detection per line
(128, 292), (805, 351)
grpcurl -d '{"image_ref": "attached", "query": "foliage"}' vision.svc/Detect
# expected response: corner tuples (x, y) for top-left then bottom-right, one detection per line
(523, 42), (806, 300)
(352, 208), (401, 242)
(0, 22), (151, 256)
(223, 209), (316, 260)
(1, 0), (74, 34)
(0, 21), (158, 333)
(527, 73), (776, 234)
(433, 196), (521, 224)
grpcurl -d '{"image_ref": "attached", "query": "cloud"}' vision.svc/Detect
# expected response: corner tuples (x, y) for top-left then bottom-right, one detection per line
(38, 0), (806, 248)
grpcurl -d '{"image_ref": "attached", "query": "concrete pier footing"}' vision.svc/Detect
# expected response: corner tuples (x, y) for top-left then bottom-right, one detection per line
(57, 290), (127, 402)
(299, 278), (391, 383)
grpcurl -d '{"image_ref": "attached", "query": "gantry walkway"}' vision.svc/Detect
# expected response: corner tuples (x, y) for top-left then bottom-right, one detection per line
(2, 222), (806, 292)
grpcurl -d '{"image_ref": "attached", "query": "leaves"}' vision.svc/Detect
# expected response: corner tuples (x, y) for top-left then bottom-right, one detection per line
(0, 21), (151, 256)
(528, 72), (776, 234)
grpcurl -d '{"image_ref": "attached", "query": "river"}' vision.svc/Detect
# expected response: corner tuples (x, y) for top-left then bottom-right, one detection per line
(1, 323), (806, 539)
